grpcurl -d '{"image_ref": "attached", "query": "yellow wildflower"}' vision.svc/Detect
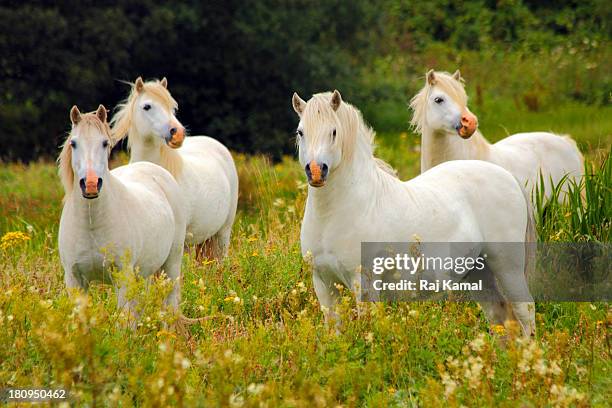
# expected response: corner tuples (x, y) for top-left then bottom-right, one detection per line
(156, 330), (177, 339)
(0, 231), (31, 250)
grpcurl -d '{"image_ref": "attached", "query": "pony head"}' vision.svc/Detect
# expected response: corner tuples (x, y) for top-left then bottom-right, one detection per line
(293, 90), (362, 187)
(111, 77), (185, 149)
(410, 69), (478, 139)
(59, 105), (112, 199)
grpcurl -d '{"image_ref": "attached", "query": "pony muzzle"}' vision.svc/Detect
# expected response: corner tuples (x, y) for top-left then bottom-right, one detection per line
(79, 168), (103, 199)
(305, 160), (328, 187)
(457, 110), (478, 139)
(166, 125), (185, 148)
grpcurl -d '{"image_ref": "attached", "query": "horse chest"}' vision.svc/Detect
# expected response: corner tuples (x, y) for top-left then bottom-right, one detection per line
(302, 220), (360, 285)
(71, 256), (109, 288)
(67, 230), (123, 281)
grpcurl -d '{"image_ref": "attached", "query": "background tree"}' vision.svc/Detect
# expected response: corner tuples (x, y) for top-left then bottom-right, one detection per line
(0, 0), (608, 161)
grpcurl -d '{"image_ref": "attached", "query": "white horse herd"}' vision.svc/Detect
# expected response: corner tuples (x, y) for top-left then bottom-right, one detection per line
(58, 72), (583, 336)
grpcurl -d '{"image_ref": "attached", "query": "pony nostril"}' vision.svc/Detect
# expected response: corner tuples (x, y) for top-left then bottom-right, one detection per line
(97, 178), (103, 191)
(321, 163), (329, 177)
(305, 163), (312, 177)
(79, 178), (86, 191)
(170, 127), (177, 136)
(462, 115), (475, 126)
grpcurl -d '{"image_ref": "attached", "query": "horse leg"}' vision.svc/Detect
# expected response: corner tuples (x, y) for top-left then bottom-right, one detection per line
(64, 268), (82, 290)
(313, 271), (341, 331)
(484, 246), (536, 338)
(162, 242), (183, 312)
(213, 221), (233, 259)
(116, 284), (138, 330)
(351, 274), (367, 319)
(195, 226), (231, 263)
(215, 189), (237, 260)
(466, 263), (513, 328)
(507, 302), (536, 338)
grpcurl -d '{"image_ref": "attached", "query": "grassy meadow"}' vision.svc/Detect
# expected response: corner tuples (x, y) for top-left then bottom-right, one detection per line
(1, 101), (611, 406)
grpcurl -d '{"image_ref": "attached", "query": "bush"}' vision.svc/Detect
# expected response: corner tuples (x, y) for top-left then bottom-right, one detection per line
(0, 0), (609, 161)
(0, 0), (373, 161)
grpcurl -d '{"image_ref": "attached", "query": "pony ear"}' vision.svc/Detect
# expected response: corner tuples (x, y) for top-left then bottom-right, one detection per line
(426, 69), (437, 86)
(292, 92), (306, 116)
(135, 77), (145, 92)
(96, 104), (107, 123)
(70, 105), (82, 125)
(160, 77), (168, 88)
(452, 69), (463, 81)
(330, 89), (342, 111)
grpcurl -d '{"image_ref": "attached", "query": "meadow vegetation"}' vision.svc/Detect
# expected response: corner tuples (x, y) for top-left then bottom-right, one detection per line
(1, 2), (610, 404)
(1, 115), (610, 405)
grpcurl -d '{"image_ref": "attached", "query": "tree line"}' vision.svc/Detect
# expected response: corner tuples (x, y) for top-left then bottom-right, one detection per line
(0, 0), (607, 161)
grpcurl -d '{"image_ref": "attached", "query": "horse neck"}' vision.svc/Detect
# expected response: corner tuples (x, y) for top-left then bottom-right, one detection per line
(129, 133), (182, 176)
(129, 133), (164, 164)
(420, 128), (491, 172)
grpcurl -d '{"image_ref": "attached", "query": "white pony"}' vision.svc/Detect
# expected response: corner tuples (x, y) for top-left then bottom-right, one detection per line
(111, 77), (238, 260)
(293, 90), (536, 336)
(58, 105), (186, 316)
(410, 70), (583, 201)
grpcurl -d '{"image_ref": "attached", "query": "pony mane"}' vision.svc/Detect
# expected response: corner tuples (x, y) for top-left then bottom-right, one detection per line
(303, 92), (397, 177)
(110, 78), (183, 178)
(58, 113), (112, 197)
(159, 147), (183, 179)
(409, 71), (468, 134)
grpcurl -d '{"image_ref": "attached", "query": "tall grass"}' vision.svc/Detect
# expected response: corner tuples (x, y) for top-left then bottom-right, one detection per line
(535, 146), (611, 242)
(0, 117), (610, 405)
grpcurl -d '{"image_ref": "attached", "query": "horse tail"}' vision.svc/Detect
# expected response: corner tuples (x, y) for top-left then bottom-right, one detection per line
(560, 134), (586, 201)
(516, 176), (536, 279)
(560, 134), (582, 163)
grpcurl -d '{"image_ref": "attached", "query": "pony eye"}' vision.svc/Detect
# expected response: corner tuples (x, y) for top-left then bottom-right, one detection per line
(143, 104), (152, 111)
(434, 97), (444, 104)
(296, 129), (303, 138)
(332, 128), (336, 140)
(70, 140), (76, 148)
(102, 140), (109, 148)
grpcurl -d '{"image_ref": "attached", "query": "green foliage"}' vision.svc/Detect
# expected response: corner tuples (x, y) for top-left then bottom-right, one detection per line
(535, 146), (611, 242)
(357, 43), (611, 134)
(1, 0), (610, 161)
(0, 0), (375, 161)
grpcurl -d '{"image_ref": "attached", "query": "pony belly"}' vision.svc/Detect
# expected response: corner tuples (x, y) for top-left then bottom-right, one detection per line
(185, 210), (226, 244)
(180, 170), (232, 245)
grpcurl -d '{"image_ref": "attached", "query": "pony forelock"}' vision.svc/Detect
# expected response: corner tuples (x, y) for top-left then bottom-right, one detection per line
(409, 71), (468, 134)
